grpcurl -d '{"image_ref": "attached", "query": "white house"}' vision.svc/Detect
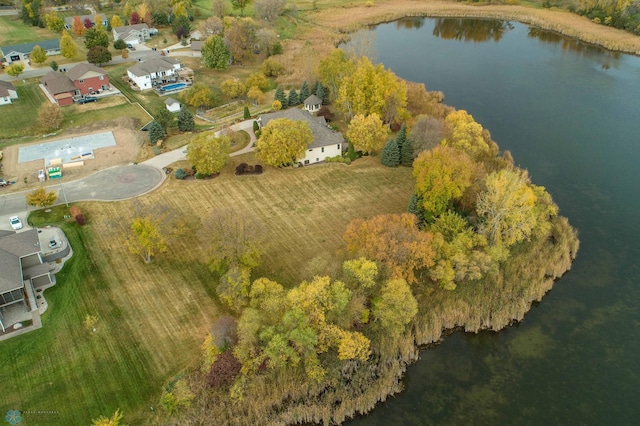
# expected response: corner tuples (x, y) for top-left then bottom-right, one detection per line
(113, 24), (150, 45)
(165, 97), (180, 112)
(303, 94), (322, 113)
(126, 57), (182, 90)
(258, 108), (344, 166)
(0, 81), (18, 106)
(0, 39), (60, 64)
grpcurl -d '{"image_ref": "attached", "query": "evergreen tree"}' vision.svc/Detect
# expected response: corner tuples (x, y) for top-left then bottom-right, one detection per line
(407, 193), (425, 225)
(288, 88), (299, 106)
(299, 80), (310, 103)
(395, 123), (407, 153)
(244, 106), (251, 119)
(177, 109), (195, 132)
(316, 84), (325, 104)
(381, 139), (400, 167)
(311, 80), (320, 98)
(400, 136), (414, 167)
(148, 121), (165, 144)
(347, 141), (357, 161)
(274, 87), (288, 108)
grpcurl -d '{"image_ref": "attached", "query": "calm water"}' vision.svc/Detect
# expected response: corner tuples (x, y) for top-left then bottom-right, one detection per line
(348, 18), (640, 425)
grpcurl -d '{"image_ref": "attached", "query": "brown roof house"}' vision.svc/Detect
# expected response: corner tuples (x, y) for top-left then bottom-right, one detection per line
(41, 71), (78, 106)
(41, 63), (111, 105)
(257, 108), (344, 166)
(0, 80), (18, 106)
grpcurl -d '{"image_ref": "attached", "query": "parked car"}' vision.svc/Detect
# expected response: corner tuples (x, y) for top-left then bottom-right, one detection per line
(149, 28), (159, 35)
(0, 179), (8, 187)
(9, 216), (23, 230)
(77, 96), (98, 104)
(126, 43), (136, 50)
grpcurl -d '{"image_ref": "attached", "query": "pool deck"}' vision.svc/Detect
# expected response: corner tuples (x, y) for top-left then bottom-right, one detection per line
(154, 81), (192, 97)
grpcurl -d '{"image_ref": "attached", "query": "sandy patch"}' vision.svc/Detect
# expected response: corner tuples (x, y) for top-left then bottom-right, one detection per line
(1, 117), (146, 192)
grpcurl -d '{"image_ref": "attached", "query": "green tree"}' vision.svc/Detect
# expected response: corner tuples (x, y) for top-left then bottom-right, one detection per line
(245, 72), (269, 91)
(177, 108), (195, 132)
(181, 83), (218, 109)
(288, 88), (299, 106)
(381, 138), (400, 167)
(6, 63), (24, 77)
(221, 79), (246, 98)
(84, 28), (109, 49)
(87, 46), (112, 66)
(50, 60), (58, 71)
(124, 215), (167, 263)
(260, 58), (285, 77)
(371, 279), (418, 335)
(37, 103), (63, 130)
(44, 11), (65, 32)
(299, 80), (310, 103)
(186, 131), (230, 175)
(318, 49), (354, 104)
(346, 113), (388, 155)
(407, 193), (425, 225)
(342, 258), (378, 290)
(202, 35), (231, 70)
(172, 15), (191, 38)
(113, 39), (127, 50)
(148, 120), (165, 144)
(26, 187), (57, 208)
(91, 408), (123, 426)
(315, 83), (325, 104)
(273, 87), (287, 108)
(243, 106), (251, 119)
(412, 145), (479, 222)
(217, 265), (252, 311)
(29, 46), (46, 64)
(154, 108), (176, 133)
(231, 0), (252, 15)
(255, 118), (313, 166)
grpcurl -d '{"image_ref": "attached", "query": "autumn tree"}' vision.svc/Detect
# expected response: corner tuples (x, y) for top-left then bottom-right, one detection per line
(261, 58), (285, 77)
(37, 103), (63, 131)
(412, 145), (480, 221)
(346, 113), (388, 155)
(124, 215), (168, 263)
(87, 46), (112, 66)
(318, 49), (355, 104)
(342, 257), (379, 290)
(344, 213), (435, 284)
(186, 131), (230, 175)
(110, 15), (123, 29)
(255, 118), (313, 166)
(177, 108), (195, 132)
(444, 110), (492, 159)
(26, 187), (58, 208)
(211, 0), (227, 17)
(91, 409), (123, 426)
(84, 28), (109, 49)
(83, 17), (92, 29)
(60, 31), (78, 59)
(410, 115), (445, 156)
(198, 16), (223, 37)
(244, 71), (269, 91)
(224, 17), (257, 63)
(44, 11), (65, 32)
(6, 63), (24, 77)
(371, 279), (418, 336)
(130, 11), (140, 24)
(72, 16), (85, 36)
(231, 0), (252, 15)
(180, 83), (218, 109)
(220, 79), (246, 98)
(217, 265), (252, 311)
(202, 35), (231, 69)
(256, 28), (279, 56)
(254, 0), (286, 22)
(246, 86), (264, 105)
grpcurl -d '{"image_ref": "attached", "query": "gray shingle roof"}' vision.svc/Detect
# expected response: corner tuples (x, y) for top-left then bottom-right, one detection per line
(304, 94), (321, 105)
(127, 57), (180, 77)
(1, 39), (60, 56)
(259, 108), (344, 149)
(66, 63), (106, 81)
(41, 71), (76, 95)
(0, 80), (15, 98)
(113, 23), (149, 38)
(0, 229), (40, 293)
(165, 97), (179, 106)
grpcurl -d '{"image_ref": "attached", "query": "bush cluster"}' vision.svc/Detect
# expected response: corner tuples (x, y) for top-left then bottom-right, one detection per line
(235, 163), (263, 175)
(324, 155), (351, 165)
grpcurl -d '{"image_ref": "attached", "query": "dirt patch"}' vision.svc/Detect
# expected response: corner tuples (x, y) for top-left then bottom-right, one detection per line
(1, 117), (146, 192)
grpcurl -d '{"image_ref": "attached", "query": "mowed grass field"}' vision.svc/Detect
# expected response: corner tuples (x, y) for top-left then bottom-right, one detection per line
(0, 156), (414, 424)
(0, 16), (58, 46)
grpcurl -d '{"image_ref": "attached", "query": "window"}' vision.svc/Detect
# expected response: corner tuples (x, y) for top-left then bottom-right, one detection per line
(308, 149), (312, 152)
(304, 160), (309, 165)
(321, 147), (324, 153)
(337, 144), (341, 150)
(79, 79), (84, 84)
(316, 158), (319, 162)
(99, 75), (104, 80)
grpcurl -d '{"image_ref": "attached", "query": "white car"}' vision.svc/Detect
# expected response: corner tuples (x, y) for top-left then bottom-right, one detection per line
(9, 216), (23, 230)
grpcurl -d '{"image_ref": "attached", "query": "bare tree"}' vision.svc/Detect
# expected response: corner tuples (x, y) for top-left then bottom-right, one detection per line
(344, 29), (377, 62)
(254, 0), (286, 23)
(198, 16), (223, 37)
(409, 115), (446, 156)
(211, 0), (228, 17)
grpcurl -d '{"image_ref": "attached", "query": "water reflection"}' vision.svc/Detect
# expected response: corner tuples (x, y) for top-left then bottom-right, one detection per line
(432, 18), (514, 42)
(395, 17), (425, 30)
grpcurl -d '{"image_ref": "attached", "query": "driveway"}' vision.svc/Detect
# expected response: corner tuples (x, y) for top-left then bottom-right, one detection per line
(0, 164), (164, 228)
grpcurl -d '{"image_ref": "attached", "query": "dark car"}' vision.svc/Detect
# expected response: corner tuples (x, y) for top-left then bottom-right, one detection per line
(77, 96), (98, 104)
(126, 43), (136, 51)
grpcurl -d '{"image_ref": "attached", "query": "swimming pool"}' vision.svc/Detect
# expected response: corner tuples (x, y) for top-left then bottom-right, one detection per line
(161, 83), (187, 91)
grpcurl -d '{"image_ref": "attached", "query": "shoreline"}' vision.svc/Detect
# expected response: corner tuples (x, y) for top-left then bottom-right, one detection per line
(307, 0), (640, 56)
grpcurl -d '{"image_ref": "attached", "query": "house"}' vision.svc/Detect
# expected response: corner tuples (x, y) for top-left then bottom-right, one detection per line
(165, 97), (181, 112)
(0, 229), (51, 337)
(41, 71), (78, 106)
(66, 63), (110, 95)
(0, 81), (18, 105)
(0, 39), (60, 64)
(303, 94), (322, 113)
(258, 108), (344, 165)
(64, 14), (108, 30)
(113, 23), (150, 45)
(127, 57), (182, 90)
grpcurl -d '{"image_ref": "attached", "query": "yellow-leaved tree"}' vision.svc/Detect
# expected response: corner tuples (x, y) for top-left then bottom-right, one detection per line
(26, 187), (58, 209)
(186, 131), (230, 176)
(346, 113), (388, 155)
(124, 216), (167, 263)
(255, 118), (313, 167)
(60, 30), (78, 59)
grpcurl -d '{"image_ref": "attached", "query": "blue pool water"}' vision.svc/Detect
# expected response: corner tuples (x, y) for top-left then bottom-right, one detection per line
(161, 83), (187, 91)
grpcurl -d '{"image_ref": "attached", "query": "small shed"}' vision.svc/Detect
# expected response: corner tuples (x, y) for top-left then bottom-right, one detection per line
(165, 97), (181, 112)
(304, 94), (322, 113)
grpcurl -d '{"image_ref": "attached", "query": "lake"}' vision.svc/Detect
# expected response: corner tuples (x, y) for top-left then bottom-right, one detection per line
(347, 17), (640, 424)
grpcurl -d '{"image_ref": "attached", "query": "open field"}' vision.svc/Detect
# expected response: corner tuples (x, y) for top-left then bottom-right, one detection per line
(0, 81), (45, 139)
(0, 16), (58, 46)
(0, 157), (413, 424)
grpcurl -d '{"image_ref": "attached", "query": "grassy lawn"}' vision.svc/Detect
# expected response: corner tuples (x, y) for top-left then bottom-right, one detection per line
(0, 81), (45, 140)
(0, 157), (413, 424)
(0, 16), (58, 46)
(62, 100), (152, 129)
(106, 63), (168, 115)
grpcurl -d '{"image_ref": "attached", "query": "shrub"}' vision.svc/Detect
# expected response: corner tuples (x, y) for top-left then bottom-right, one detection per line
(195, 172), (211, 179)
(254, 164), (263, 173)
(75, 214), (86, 226)
(317, 106), (334, 121)
(235, 163), (248, 174)
(324, 155), (351, 164)
(207, 351), (241, 388)
(243, 106), (250, 120)
(175, 168), (187, 180)
(50, 60), (58, 71)
(253, 120), (259, 132)
(69, 206), (82, 217)
(153, 146), (162, 155)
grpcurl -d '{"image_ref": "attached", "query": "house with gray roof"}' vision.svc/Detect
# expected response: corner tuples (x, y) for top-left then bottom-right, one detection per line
(304, 94), (322, 113)
(0, 39), (60, 64)
(113, 23), (150, 45)
(127, 57), (182, 90)
(258, 108), (344, 165)
(0, 81), (18, 105)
